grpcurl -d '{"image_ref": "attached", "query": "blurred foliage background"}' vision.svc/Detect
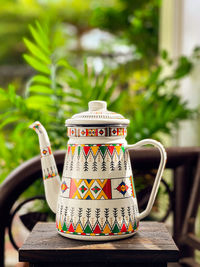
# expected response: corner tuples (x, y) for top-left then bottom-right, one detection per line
(0, 0), (198, 194)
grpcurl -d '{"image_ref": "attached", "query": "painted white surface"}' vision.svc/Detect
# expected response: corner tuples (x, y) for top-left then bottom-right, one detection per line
(126, 139), (167, 220)
(160, 0), (200, 146)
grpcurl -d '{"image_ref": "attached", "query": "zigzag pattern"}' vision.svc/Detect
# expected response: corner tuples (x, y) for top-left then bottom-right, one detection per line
(67, 144), (125, 159)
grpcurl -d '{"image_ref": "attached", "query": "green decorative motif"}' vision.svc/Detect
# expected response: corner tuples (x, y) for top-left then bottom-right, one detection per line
(112, 224), (120, 233)
(99, 146), (107, 156)
(62, 222), (67, 231)
(92, 186), (101, 194)
(79, 185), (87, 193)
(84, 224), (93, 234)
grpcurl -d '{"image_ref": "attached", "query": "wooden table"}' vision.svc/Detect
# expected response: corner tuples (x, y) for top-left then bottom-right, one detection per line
(19, 222), (179, 267)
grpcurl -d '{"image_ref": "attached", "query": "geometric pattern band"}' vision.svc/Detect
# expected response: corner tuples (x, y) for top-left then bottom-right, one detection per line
(67, 127), (127, 137)
(56, 204), (139, 236)
(65, 144), (130, 173)
(60, 176), (135, 200)
(67, 144), (125, 159)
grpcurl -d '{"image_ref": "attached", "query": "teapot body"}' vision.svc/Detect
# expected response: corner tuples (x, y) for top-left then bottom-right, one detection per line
(56, 126), (139, 240)
(31, 101), (166, 241)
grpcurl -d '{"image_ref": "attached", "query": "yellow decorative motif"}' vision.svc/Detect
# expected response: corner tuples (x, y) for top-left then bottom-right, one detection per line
(103, 224), (111, 234)
(76, 223), (83, 233)
(58, 221), (62, 231)
(71, 146), (76, 156)
(128, 222), (133, 232)
(115, 145), (121, 155)
(91, 145), (99, 156)
(83, 190), (95, 200)
(96, 190), (108, 200)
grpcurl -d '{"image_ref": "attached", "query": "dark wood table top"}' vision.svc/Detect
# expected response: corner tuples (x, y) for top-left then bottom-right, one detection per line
(19, 221), (179, 265)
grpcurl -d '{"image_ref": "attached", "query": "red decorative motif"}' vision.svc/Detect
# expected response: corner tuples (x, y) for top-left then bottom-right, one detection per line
(116, 182), (129, 196)
(99, 129), (104, 135)
(83, 146), (90, 156)
(121, 223), (127, 232)
(42, 149), (47, 155)
(68, 223), (75, 232)
(93, 224), (101, 234)
(41, 146), (52, 157)
(102, 179), (112, 199)
(108, 145), (115, 155)
(48, 146), (52, 154)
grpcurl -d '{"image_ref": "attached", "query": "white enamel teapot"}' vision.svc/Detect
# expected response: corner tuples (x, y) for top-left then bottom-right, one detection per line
(30, 100), (167, 241)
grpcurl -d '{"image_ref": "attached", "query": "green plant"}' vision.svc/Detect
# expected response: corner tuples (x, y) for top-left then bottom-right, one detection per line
(0, 21), (125, 184)
(90, 0), (160, 65)
(125, 50), (198, 143)
(0, 22), (197, 194)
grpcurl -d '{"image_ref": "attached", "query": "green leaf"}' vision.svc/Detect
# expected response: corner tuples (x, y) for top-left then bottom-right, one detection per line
(84, 59), (88, 77)
(23, 54), (50, 74)
(0, 115), (21, 129)
(23, 38), (51, 65)
(31, 75), (51, 85)
(29, 24), (50, 55)
(25, 95), (54, 107)
(29, 85), (53, 94)
(58, 59), (82, 78)
(0, 88), (8, 100)
(35, 21), (49, 48)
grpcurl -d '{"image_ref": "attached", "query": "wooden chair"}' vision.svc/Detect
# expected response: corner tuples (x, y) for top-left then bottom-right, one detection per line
(0, 147), (200, 267)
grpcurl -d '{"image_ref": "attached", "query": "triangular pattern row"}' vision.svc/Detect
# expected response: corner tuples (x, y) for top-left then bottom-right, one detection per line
(56, 205), (139, 236)
(67, 144), (125, 158)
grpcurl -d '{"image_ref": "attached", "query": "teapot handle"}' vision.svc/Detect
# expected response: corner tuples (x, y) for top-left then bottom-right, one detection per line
(125, 139), (167, 221)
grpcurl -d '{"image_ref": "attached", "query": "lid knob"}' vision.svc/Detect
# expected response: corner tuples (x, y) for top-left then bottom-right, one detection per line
(88, 101), (107, 111)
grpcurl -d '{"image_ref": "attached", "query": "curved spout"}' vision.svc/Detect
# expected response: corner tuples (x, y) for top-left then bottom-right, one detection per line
(30, 121), (60, 213)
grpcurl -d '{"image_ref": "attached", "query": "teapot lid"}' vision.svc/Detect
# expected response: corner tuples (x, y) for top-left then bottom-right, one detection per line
(65, 101), (129, 126)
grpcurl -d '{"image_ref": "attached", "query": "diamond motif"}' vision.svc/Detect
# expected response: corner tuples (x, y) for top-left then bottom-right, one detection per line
(112, 129), (117, 135)
(61, 181), (68, 193)
(42, 149), (48, 155)
(116, 181), (129, 195)
(98, 129), (105, 136)
(71, 129), (76, 136)
(90, 180), (102, 198)
(79, 185), (87, 193)
(91, 186), (101, 194)
(87, 129), (96, 136)
(80, 130), (86, 136)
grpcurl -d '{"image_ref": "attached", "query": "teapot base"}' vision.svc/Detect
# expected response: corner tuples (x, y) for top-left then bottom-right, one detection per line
(57, 229), (138, 241)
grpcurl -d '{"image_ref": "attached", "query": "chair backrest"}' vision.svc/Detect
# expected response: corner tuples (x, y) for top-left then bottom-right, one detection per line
(0, 147), (200, 267)
(0, 151), (65, 267)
